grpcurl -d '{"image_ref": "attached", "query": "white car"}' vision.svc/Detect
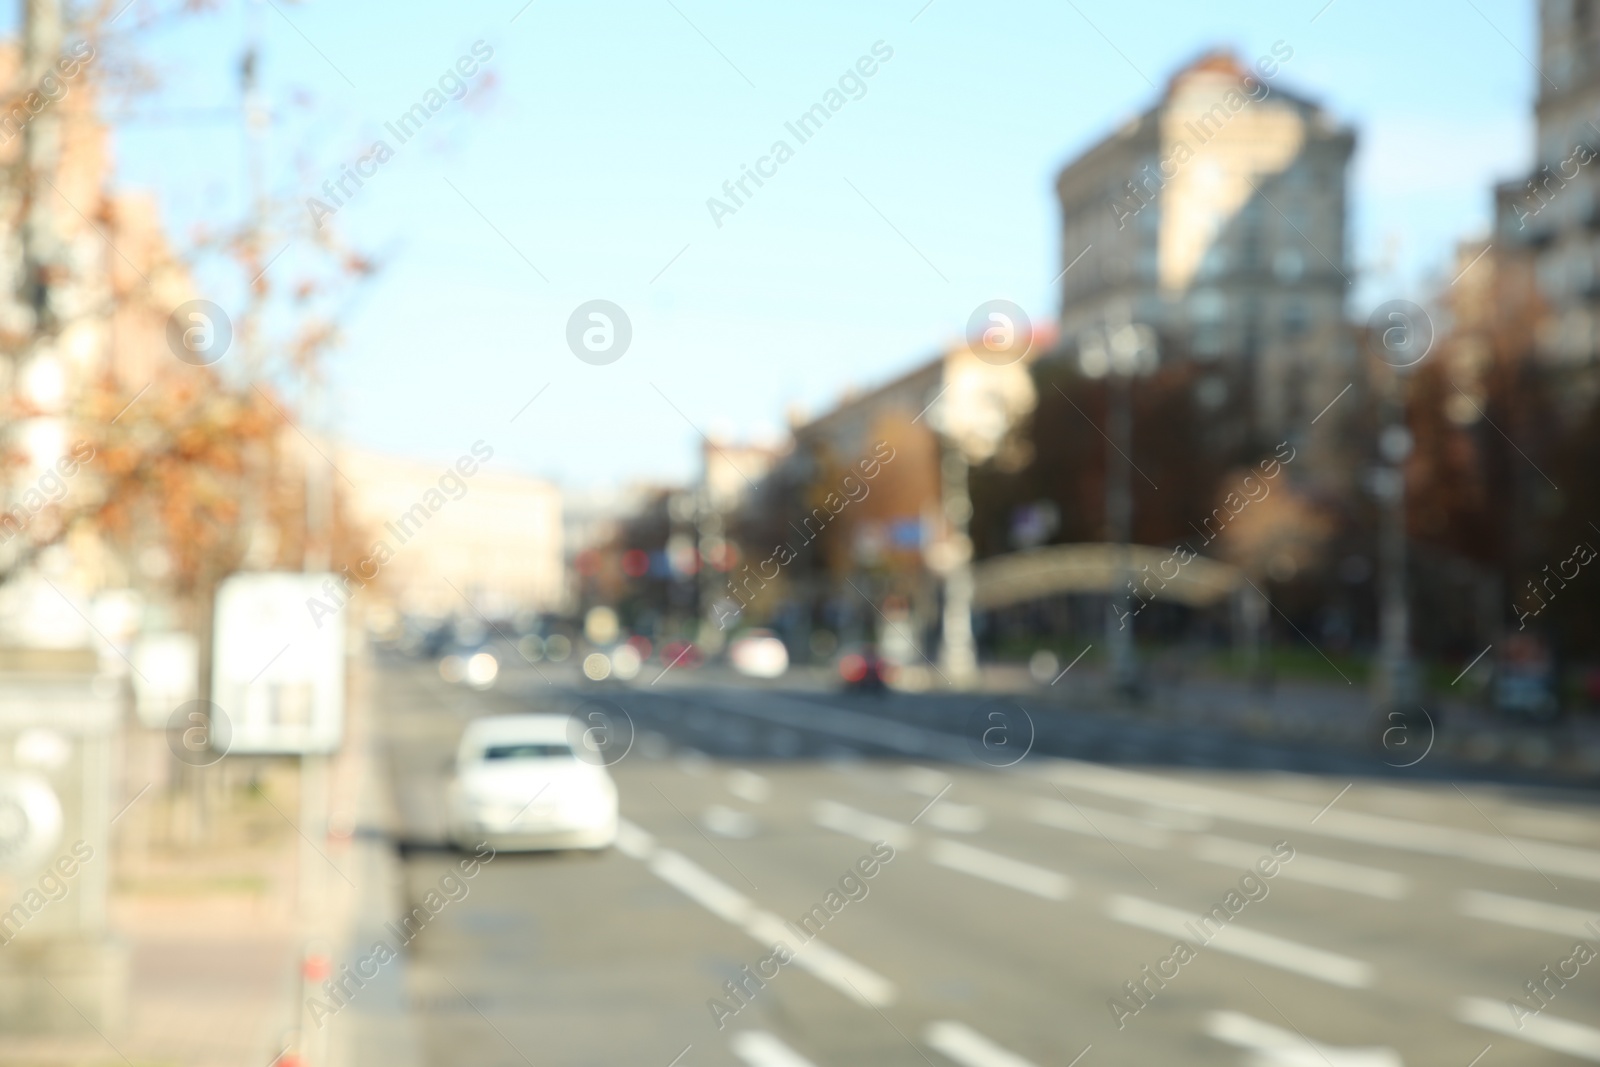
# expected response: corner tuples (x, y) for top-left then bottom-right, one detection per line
(447, 715), (618, 851)
(730, 630), (789, 679)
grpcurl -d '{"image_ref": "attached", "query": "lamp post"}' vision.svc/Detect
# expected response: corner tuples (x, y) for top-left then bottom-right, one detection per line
(1372, 387), (1415, 715)
(1077, 321), (1158, 699)
(926, 347), (1039, 689)
(1364, 298), (1432, 721)
(937, 443), (978, 685)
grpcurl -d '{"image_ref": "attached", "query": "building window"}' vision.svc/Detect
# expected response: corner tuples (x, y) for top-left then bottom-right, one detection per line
(1273, 248), (1305, 282)
(1284, 300), (1310, 337)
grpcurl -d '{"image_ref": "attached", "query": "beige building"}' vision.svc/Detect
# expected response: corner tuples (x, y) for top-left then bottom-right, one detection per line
(338, 446), (563, 621)
(1055, 49), (1356, 440)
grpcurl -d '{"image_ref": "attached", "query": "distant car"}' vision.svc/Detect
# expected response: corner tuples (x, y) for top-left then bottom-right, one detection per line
(730, 630), (789, 679)
(658, 640), (703, 672)
(447, 715), (618, 851)
(838, 646), (892, 692)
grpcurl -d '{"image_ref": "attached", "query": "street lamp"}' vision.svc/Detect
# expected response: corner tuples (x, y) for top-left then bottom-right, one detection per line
(1365, 299), (1432, 721)
(925, 348), (1039, 688)
(1077, 320), (1158, 698)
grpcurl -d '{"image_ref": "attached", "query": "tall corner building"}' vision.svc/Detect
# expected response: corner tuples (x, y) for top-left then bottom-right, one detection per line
(1055, 49), (1356, 441)
(1494, 0), (1600, 397)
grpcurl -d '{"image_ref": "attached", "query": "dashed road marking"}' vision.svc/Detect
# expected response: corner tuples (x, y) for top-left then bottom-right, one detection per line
(923, 802), (986, 833)
(1458, 996), (1600, 1061)
(728, 769), (772, 803)
(924, 1020), (1042, 1067)
(702, 804), (758, 838)
(1194, 835), (1410, 899)
(1457, 888), (1600, 938)
(1029, 797), (1171, 849)
(618, 819), (897, 1008)
(813, 800), (915, 850)
(928, 839), (1070, 900)
(731, 1031), (821, 1067)
(1204, 1010), (1402, 1065)
(1109, 895), (1373, 988)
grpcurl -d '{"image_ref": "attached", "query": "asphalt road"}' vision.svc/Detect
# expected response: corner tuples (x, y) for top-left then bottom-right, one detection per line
(376, 658), (1600, 1066)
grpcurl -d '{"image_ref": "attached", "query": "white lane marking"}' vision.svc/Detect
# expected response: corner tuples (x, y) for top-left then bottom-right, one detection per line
(928, 839), (1071, 900)
(615, 817), (656, 859)
(744, 912), (896, 1007)
(731, 1031), (820, 1067)
(1205, 1010), (1403, 1066)
(1141, 800), (1213, 832)
(728, 769), (772, 803)
(900, 765), (952, 796)
(1043, 758), (1600, 884)
(702, 804), (759, 839)
(1458, 996), (1600, 1061)
(1028, 797), (1171, 849)
(627, 835), (898, 1008)
(1108, 895), (1373, 988)
(812, 799), (916, 850)
(1194, 835), (1410, 900)
(1504, 808), (1599, 843)
(1458, 888), (1600, 938)
(676, 748), (711, 776)
(924, 802), (986, 833)
(649, 850), (753, 925)
(924, 1020), (1041, 1067)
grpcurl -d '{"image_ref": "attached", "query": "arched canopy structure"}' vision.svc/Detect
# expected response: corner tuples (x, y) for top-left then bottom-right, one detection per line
(972, 543), (1241, 610)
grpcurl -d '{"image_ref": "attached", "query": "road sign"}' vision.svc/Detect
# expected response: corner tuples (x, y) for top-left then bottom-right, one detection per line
(212, 573), (345, 754)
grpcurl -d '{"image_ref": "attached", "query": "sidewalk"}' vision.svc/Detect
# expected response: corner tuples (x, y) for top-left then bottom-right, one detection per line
(0, 652), (415, 1067)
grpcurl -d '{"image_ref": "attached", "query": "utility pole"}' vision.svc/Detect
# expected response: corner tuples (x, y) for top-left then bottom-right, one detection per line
(938, 442), (978, 685)
(1079, 320), (1156, 699)
(1373, 368), (1415, 715)
(1104, 367), (1135, 695)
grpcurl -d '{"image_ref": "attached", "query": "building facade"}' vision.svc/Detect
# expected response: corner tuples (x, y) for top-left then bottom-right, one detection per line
(338, 446), (564, 622)
(1495, 0), (1600, 395)
(1056, 49), (1356, 441)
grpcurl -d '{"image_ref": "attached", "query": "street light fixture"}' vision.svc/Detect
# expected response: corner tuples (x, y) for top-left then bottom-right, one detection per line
(1078, 320), (1158, 699)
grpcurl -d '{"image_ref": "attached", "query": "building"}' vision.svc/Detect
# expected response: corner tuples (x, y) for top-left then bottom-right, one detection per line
(1055, 49), (1356, 441)
(337, 446), (564, 622)
(1494, 0), (1600, 399)
(724, 329), (1047, 671)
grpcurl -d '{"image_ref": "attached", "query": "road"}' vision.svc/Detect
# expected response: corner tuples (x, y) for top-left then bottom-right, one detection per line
(374, 657), (1600, 1066)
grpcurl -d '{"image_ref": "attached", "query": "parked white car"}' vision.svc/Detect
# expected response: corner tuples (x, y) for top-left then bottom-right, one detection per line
(447, 714), (618, 851)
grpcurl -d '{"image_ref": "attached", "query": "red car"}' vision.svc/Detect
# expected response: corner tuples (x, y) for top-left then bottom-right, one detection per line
(838, 646), (893, 692)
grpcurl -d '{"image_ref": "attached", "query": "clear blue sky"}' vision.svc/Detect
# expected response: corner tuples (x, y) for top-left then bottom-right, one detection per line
(109, 0), (1533, 489)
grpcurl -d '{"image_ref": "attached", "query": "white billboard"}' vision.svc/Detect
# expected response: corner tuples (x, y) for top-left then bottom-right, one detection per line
(212, 572), (345, 754)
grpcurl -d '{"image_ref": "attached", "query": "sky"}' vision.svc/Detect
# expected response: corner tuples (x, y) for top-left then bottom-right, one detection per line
(103, 0), (1536, 491)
